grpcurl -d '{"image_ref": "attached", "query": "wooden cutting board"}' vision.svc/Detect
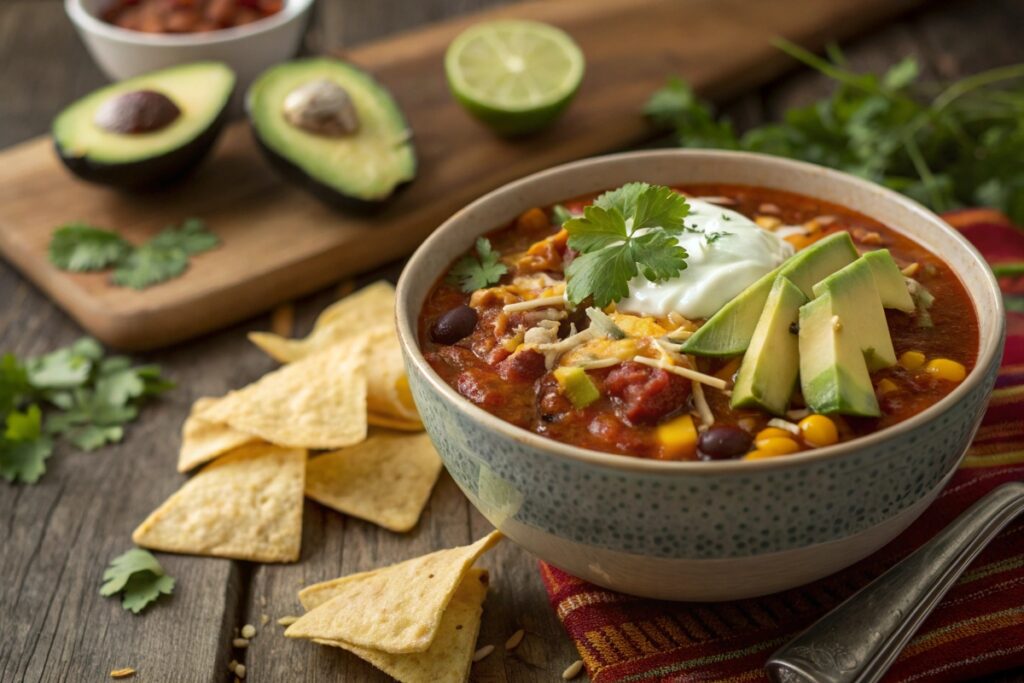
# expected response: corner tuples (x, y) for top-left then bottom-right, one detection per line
(0, 0), (922, 350)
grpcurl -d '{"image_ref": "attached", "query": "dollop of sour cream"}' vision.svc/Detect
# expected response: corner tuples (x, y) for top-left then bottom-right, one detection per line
(617, 198), (794, 320)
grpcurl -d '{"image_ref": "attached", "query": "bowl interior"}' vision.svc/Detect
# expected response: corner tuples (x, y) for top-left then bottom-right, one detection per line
(396, 149), (1004, 473)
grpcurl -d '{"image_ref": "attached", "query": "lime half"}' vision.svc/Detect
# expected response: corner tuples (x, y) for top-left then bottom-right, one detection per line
(445, 20), (585, 136)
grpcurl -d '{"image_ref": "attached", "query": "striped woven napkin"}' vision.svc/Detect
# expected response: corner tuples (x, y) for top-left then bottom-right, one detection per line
(540, 210), (1024, 683)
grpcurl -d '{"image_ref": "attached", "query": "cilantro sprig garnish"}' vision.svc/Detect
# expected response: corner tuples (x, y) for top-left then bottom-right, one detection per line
(100, 548), (176, 614)
(447, 237), (508, 293)
(49, 218), (219, 290)
(564, 183), (691, 307)
(0, 338), (172, 485)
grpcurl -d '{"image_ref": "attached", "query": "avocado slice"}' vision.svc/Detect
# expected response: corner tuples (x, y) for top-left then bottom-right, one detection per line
(730, 276), (807, 416)
(812, 258), (896, 372)
(799, 291), (880, 417)
(682, 231), (858, 356)
(247, 58), (416, 208)
(53, 62), (235, 189)
(861, 249), (915, 313)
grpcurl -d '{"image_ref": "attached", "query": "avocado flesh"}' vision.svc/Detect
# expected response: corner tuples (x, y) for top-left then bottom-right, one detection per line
(247, 58), (416, 205)
(812, 258), (896, 372)
(799, 292), (880, 417)
(862, 249), (915, 313)
(730, 276), (807, 416)
(53, 62), (234, 187)
(682, 231), (858, 356)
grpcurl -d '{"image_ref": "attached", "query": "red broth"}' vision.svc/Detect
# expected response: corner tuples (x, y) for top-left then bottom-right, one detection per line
(101, 0), (283, 34)
(419, 185), (979, 461)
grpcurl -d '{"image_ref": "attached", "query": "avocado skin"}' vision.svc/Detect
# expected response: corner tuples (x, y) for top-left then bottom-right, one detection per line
(55, 99), (231, 190)
(250, 132), (413, 213)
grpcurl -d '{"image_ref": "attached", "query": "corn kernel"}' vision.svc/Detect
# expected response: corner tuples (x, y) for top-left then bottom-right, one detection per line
(755, 427), (791, 442)
(798, 414), (839, 447)
(657, 414), (698, 458)
(743, 449), (781, 461)
(925, 358), (966, 383)
(899, 351), (926, 371)
(754, 437), (801, 455)
(876, 378), (899, 396)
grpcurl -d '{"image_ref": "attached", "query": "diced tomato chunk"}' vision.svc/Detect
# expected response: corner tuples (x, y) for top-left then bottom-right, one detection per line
(456, 370), (504, 407)
(496, 349), (547, 382)
(603, 361), (690, 425)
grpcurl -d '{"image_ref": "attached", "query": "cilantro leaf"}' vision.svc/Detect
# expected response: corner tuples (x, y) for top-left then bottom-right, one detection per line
(149, 218), (220, 255)
(111, 243), (189, 290)
(564, 184), (690, 306)
(25, 340), (100, 390)
(0, 354), (30, 416)
(48, 224), (132, 272)
(447, 238), (508, 293)
(552, 204), (575, 225)
(100, 548), (176, 614)
(0, 405), (53, 484)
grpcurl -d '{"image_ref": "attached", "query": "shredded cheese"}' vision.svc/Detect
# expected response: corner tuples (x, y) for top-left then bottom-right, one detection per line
(692, 381), (714, 428)
(767, 417), (800, 434)
(503, 295), (566, 313)
(568, 358), (621, 370)
(631, 355), (727, 390)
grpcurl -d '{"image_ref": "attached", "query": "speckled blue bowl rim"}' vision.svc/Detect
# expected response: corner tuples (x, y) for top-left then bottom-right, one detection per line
(396, 149), (1006, 476)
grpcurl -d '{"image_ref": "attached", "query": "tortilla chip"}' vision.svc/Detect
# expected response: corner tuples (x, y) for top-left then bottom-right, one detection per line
(249, 281), (395, 363)
(177, 397), (258, 472)
(367, 413), (424, 432)
(315, 569), (489, 683)
(197, 338), (368, 449)
(305, 432), (442, 532)
(287, 530), (502, 652)
(365, 328), (421, 423)
(132, 443), (306, 563)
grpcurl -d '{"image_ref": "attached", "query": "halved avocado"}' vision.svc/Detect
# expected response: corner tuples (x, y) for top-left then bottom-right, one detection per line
(246, 58), (416, 209)
(53, 62), (235, 189)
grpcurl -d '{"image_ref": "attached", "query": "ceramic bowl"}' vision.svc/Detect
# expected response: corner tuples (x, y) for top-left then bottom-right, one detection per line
(65, 0), (313, 94)
(396, 150), (1005, 601)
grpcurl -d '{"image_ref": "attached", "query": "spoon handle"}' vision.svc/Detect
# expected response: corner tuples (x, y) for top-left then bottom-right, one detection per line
(765, 481), (1024, 683)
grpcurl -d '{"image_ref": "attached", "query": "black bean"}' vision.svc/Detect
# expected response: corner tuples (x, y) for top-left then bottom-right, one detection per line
(697, 425), (753, 461)
(430, 305), (478, 345)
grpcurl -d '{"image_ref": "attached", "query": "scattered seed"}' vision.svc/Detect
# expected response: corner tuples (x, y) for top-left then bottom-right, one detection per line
(260, 614), (270, 626)
(235, 663), (246, 679)
(241, 624), (256, 639)
(562, 659), (584, 679)
(278, 616), (299, 626)
(232, 638), (250, 648)
(228, 660), (239, 673)
(831, 315), (842, 332)
(504, 629), (525, 650)
(259, 595), (267, 607)
(472, 644), (495, 662)
(110, 668), (136, 679)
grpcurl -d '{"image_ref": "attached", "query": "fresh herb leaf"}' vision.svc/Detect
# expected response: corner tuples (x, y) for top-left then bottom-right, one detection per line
(647, 45), (1024, 223)
(705, 231), (728, 244)
(564, 184), (690, 306)
(100, 548), (175, 614)
(0, 405), (53, 484)
(447, 238), (508, 293)
(48, 224), (132, 272)
(2, 338), (173, 484)
(552, 204), (575, 225)
(49, 218), (219, 290)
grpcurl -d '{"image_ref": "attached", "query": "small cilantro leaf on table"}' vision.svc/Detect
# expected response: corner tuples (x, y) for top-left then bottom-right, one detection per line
(100, 548), (176, 614)
(48, 224), (132, 272)
(149, 218), (220, 255)
(447, 237), (509, 292)
(0, 405), (53, 484)
(564, 183), (691, 307)
(112, 243), (190, 290)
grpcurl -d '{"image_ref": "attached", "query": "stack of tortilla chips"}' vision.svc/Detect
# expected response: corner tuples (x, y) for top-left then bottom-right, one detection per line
(132, 282), (444, 563)
(285, 532), (502, 682)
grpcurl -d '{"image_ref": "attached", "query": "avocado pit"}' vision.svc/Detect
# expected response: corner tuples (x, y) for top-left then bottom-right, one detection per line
(94, 90), (182, 135)
(282, 79), (360, 137)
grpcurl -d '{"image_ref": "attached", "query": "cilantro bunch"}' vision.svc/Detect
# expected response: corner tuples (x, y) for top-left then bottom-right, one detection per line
(49, 218), (219, 290)
(564, 183), (691, 306)
(646, 40), (1024, 225)
(0, 338), (173, 484)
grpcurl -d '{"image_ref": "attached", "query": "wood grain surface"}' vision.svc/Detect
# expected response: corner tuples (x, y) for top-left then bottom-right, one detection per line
(0, 0), (923, 351)
(3, 1), (1024, 682)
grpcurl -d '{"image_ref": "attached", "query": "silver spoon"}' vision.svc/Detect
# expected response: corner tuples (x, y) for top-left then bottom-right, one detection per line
(766, 481), (1024, 683)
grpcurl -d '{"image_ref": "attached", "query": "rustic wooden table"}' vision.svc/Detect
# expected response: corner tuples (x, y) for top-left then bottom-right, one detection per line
(2, 1), (1024, 681)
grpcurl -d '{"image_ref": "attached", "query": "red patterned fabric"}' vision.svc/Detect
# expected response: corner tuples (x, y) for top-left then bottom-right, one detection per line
(540, 211), (1024, 683)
